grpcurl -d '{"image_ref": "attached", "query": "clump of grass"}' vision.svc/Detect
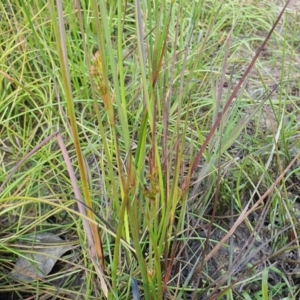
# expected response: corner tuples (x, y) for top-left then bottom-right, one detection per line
(1, 0), (300, 299)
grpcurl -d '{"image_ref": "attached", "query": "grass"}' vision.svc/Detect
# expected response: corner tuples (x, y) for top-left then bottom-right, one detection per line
(1, 0), (300, 299)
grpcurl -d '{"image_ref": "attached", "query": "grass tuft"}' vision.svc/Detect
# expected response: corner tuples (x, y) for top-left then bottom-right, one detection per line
(1, 0), (300, 299)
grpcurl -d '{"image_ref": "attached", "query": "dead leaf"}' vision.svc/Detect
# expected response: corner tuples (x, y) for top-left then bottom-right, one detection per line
(11, 233), (73, 282)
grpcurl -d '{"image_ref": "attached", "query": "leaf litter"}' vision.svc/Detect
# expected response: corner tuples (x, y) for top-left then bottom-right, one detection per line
(11, 233), (73, 282)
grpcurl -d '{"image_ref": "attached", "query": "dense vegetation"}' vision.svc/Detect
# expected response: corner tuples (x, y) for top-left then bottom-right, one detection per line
(1, 0), (300, 299)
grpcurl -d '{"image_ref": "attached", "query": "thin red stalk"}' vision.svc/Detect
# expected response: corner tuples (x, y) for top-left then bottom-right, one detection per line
(181, 0), (291, 193)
